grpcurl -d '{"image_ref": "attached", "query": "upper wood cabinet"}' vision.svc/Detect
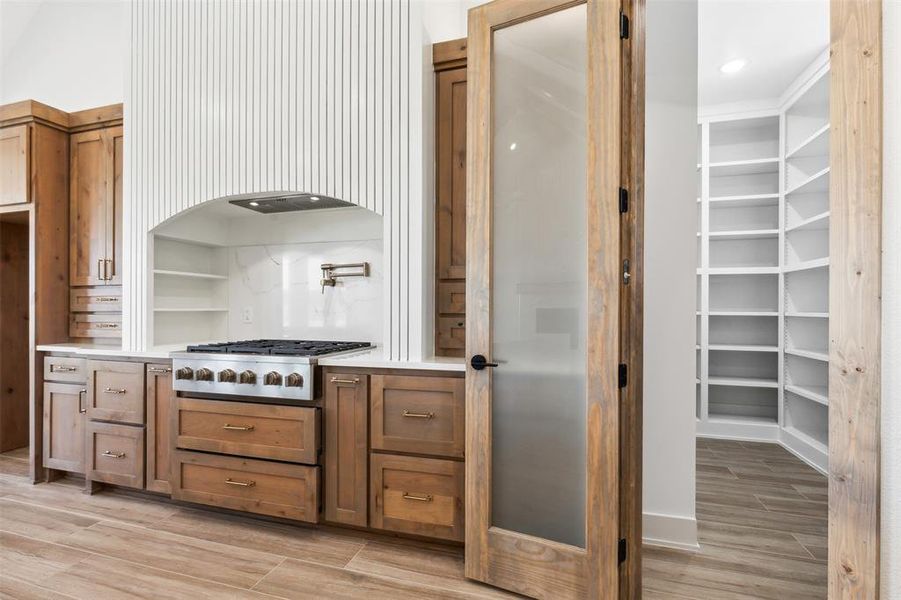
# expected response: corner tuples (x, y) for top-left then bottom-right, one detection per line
(70, 126), (123, 286)
(434, 39), (468, 358)
(0, 125), (29, 206)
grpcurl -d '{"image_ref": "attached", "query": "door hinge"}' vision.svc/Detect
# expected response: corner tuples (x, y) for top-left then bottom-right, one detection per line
(618, 538), (628, 563)
(619, 187), (629, 214)
(618, 364), (628, 389)
(620, 11), (630, 40)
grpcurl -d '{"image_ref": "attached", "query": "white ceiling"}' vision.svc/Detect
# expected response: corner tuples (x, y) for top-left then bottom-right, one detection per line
(699, 0), (829, 109)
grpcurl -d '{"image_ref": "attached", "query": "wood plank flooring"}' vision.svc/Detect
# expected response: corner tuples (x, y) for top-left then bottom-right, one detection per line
(0, 440), (826, 599)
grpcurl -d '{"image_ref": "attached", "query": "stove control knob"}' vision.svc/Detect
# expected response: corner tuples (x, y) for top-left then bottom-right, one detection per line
(195, 368), (214, 382)
(263, 371), (282, 386)
(285, 372), (304, 388)
(175, 367), (194, 380)
(239, 370), (257, 384)
(218, 369), (237, 383)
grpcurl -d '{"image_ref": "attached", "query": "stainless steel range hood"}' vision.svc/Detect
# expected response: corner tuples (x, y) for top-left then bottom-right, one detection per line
(228, 192), (354, 214)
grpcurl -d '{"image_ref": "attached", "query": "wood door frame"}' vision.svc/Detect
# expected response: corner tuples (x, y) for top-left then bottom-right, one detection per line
(828, 0), (883, 597)
(465, 0), (639, 598)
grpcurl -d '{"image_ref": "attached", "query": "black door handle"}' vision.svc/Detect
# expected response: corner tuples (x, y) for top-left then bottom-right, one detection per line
(470, 354), (499, 370)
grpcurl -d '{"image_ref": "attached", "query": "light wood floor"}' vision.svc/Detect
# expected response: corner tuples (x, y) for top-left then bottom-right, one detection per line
(0, 439), (826, 599)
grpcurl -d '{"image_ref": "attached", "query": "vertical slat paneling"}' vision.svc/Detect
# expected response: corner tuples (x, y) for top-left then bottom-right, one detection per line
(125, 0), (421, 359)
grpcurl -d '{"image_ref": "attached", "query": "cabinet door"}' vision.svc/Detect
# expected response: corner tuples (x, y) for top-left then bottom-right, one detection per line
(324, 372), (369, 526)
(106, 127), (124, 285)
(70, 130), (108, 286)
(435, 68), (467, 280)
(145, 363), (172, 494)
(42, 382), (86, 473)
(0, 125), (29, 206)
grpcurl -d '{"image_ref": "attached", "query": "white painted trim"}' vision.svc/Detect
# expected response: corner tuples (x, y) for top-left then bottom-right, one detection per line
(642, 512), (700, 551)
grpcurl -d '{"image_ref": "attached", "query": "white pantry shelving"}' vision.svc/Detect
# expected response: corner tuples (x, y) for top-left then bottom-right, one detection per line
(696, 55), (829, 473)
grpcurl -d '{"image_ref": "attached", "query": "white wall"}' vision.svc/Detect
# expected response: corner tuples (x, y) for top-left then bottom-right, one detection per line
(0, 0), (127, 111)
(882, 2), (900, 598)
(642, 0), (699, 550)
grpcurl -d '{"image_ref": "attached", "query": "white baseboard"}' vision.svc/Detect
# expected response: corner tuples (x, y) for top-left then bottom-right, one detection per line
(642, 512), (700, 551)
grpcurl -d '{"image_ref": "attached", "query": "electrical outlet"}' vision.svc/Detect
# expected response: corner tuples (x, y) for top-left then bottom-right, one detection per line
(241, 307), (254, 324)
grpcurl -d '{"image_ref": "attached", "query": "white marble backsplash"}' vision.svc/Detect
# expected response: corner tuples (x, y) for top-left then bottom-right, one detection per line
(227, 238), (383, 344)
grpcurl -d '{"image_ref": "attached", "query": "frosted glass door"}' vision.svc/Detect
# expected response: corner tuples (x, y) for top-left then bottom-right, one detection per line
(490, 3), (588, 548)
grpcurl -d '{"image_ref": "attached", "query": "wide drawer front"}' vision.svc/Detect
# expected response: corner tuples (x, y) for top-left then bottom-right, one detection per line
(70, 287), (122, 312)
(87, 360), (145, 425)
(370, 454), (463, 542)
(86, 421), (144, 489)
(43, 356), (87, 383)
(172, 451), (320, 523)
(175, 398), (320, 464)
(370, 375), (464, 458)
(71, 313), (122, 338)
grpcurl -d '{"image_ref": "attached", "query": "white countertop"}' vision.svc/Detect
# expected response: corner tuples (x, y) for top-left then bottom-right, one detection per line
(36, 343), (466, 371)
(36, 343), (184, 360)
(317, 349), (465, 372)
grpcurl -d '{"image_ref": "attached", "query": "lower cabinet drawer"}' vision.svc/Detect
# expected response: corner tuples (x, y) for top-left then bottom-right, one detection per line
(172, 451), (320, 523)
(87, 360), (145, 425)
(70, 287), (122, 312)
(85, 421), (144, 489)
(43, 356), (87, 383)
(175, 398), (320, 464)
(370, 454), (464, 542)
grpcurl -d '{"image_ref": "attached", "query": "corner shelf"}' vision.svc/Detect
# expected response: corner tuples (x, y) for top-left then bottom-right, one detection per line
(786, 124), (830, 159)
(785, 383), (829, 406)
(785, 167), (830, 196)
(786, 211), (830, 232)
(784, 257), (829, 272)
(708, 377), (779, 389)
(785, 348), (828, 363)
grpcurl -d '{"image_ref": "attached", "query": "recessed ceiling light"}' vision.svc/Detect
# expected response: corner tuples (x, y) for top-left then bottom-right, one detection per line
(509, 142), (517, 151)
(309, 196), (320, 202)
(720, 59), (748, 74)
(249, 201), (259, 207)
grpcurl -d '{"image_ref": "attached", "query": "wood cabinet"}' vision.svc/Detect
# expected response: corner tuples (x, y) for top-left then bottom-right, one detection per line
(85, 420), (144, 489)
(42, 382), (86, 473)
(174, 397), (320, 464)
(370, 453), (464, 542)
(145, 363), (172, 494)
(324, 372), (370, 527)
(0, 124), (29, 206)
(370, 374), (465, 458)
(85, 359), (145, 425)
(70, 126), (123, 286)
(172, 450), (320, 523)
(434, 40), (468, 357)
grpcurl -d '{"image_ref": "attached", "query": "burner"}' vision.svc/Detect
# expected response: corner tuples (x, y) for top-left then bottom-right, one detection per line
(185, 339), (371, 357)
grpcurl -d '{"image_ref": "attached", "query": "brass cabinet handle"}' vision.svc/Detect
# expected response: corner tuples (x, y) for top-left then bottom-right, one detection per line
(78, 389), (87, 413)
(330, 376), (360, 385)
(402, 492), (433, 502)
(102, 450), (125, 459)
(98, 259), (105, 281)
(148, 367), (172, 374)
(402, 410), (434, 419)
(104, 387), (127, 394)
(51, 365), (78, 372)
(105, 258), (114, 280)
(225, 478), (256, 487)
(95, 296), (119, 302)
(222, 424), (255, 431)
(96, 323), (120, 329)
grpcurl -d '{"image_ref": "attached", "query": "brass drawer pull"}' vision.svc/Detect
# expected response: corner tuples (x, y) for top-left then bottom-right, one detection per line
(148, 367), (172, 374)
(330, 376), (360, 385)
(78, 389), (87, 413)
(104, 387), (127, 394)
(222, 424), (255, 431)
(96, 323), (120, 329)
(51, 365), (78, 372)
(98, 259), (105, 281)
(95, 297), (119, 302)
(102, 450), (126, 459)
(402, 492), (433, 502)
(225, 478), (256, 487)
(402, 410), (434, 419)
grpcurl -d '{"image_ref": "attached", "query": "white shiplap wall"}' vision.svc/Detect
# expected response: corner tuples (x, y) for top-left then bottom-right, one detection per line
(125, 0), (425, 359)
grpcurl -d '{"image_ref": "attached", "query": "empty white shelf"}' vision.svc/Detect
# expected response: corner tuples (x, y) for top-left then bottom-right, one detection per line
(786, 124), (830, 159)
(785, 383), (829, 406)
(785, 348), (829, 362)
(709, 344), (779, 353)
(154, 307), (229, 312)
(786, 167), (830, 195)
(709, 157), (780, 176)
(706, 266), (780, 275)
(708, 229), (779, 240)
(707, 414), (779, 426)
(154, 269), (228, 280)
(783, 425), (828, 454)
(785, 312), (829, 318)
(709, 311), (779, 317)
(784, 257), (830, 272)
(708, 376), (779, 389)
(786, 211), (830, 232)
(708, 193), (780, 207)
